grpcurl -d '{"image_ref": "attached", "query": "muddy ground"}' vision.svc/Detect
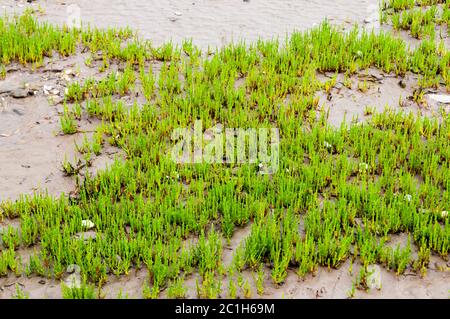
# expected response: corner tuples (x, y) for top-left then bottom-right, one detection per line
(2, 0), (381, 48)
(0, 0), (449, 299)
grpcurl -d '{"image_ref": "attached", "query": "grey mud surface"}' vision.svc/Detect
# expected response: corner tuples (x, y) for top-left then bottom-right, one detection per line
(0, 0), (449, 299)
(2, 0), (381, 48)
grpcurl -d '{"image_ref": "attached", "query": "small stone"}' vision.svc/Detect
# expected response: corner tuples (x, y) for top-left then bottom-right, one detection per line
(47, 96), (64, 106)
(442, 211), (448, 218)
(43, 85), (53, 93)
(335, 82), (344, 90)
(368, 71), (384, 82)
(324, 141), (332, 149)
(28, 83), (40, 92)
(61, 74), (71, 82)
(404, 194), (412, 202)
(427, 94), (450, 104)
(38, 279), (46, 285)
(11, 88), (30, 98)
(398, 80), (406, 89)
(174, 11), (182, 16)
(367, 264), (382, 290)
(81, 220), (95, 230)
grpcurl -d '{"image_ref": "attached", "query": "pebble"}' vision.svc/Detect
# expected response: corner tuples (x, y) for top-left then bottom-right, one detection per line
(368, 71), (384, 82)
(81, 220), (95, 230)
(11, 88), (30, 98)
(47, 96), (64, 106)
(427, 94), (450, 104)
(43, 85), (54, 95)
(61, 69), (76, 82)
